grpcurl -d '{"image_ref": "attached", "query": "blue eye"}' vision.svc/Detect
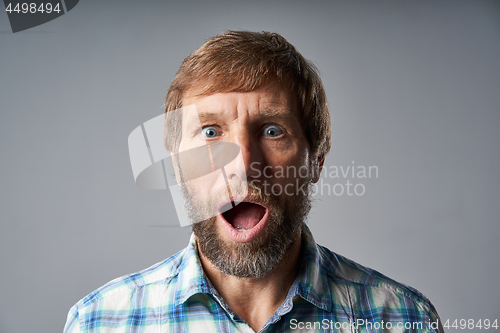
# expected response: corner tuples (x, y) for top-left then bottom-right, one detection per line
(201, 126), (219, 138)
(263, 125), (282, 137)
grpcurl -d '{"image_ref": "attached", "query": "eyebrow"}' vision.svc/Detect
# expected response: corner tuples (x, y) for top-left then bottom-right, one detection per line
(258, 108), (291, 119)
(196, 111), (225, 123)
(181, 111), (223, 129)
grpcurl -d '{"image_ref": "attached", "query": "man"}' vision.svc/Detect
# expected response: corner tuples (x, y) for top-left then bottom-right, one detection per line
(64, 31), (444, 332)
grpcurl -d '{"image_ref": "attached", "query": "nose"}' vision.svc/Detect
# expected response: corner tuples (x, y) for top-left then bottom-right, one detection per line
(224, 127), (263, 183)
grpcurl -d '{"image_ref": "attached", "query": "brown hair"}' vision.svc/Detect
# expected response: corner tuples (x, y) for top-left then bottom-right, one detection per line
(165, 30), (331, 160)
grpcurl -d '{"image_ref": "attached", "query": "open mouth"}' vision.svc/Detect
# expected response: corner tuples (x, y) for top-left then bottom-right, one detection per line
(220, 201), (267, 232)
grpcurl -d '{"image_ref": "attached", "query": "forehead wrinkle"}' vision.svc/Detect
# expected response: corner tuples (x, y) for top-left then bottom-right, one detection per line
(184, 88), (296, 126)
(193, 94), (240, 123)
(257, 107), (300, 127)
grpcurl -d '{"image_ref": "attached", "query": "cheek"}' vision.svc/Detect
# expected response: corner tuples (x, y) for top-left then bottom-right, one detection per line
(281, 142), (310, 168)
(267, 147), (311, 183)
(178, 137), (206, 153)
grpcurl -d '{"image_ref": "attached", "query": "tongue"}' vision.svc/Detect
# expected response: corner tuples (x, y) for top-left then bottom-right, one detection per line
(223, 202), (265, 230)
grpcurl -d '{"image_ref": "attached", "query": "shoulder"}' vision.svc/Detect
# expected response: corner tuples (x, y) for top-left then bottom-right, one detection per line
(85, 248), (183, 306)
(318, 244), (428, 301)
(63, 247), (186, 332)
(317, 244), (441, 324)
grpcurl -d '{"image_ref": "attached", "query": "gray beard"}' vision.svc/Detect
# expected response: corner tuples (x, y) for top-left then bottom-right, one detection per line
(182, 179), (312, 279)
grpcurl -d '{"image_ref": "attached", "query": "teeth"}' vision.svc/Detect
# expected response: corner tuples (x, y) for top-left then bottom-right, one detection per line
(235, 226), (247, 232)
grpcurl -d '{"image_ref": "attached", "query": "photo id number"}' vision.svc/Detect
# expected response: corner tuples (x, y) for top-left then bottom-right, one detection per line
(444, 319), (498, 330)
(5, 2), (61, 14)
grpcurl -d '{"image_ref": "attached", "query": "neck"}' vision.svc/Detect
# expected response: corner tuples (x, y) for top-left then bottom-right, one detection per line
(197, 231), (302, 332)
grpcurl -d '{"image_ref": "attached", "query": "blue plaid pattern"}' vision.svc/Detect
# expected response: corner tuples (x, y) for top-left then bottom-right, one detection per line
(64, 225), (443, 332)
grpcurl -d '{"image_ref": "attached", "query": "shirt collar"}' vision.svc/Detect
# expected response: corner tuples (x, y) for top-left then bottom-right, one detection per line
(174, 224), (332, 312)
(174, 233), (213, 306)
(294, 224), (332, 312)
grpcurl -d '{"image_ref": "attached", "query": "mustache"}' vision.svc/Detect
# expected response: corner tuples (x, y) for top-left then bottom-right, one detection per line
(211, 180), (278, 208)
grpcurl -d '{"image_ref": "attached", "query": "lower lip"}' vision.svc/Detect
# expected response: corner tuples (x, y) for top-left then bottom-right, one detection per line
(218, 208), (269, 243)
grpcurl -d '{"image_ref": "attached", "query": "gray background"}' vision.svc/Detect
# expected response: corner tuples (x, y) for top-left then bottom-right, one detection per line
(1, 0), (499, 332)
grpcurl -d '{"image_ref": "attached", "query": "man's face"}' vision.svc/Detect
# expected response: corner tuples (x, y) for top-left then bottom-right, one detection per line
(177, 82), (315, 278)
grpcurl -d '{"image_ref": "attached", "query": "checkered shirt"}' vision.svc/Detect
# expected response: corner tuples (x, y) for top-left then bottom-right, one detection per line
(63, 225), (443, 332)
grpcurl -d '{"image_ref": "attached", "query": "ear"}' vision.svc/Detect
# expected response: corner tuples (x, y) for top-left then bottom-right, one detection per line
(312, 154), (325, 184)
